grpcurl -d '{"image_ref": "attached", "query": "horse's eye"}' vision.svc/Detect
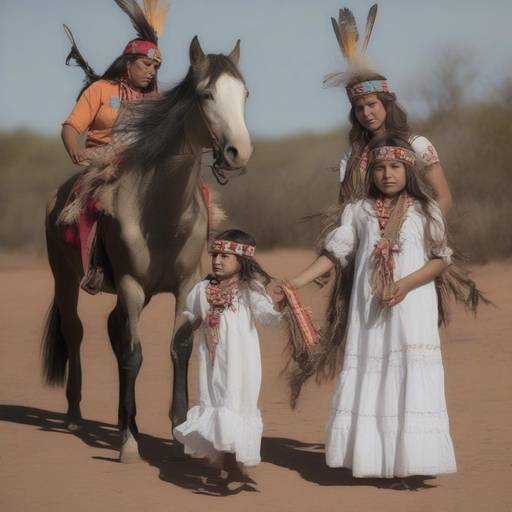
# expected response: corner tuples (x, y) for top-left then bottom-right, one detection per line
(202, 91), (214, 101)
(245, 90), (250, 99)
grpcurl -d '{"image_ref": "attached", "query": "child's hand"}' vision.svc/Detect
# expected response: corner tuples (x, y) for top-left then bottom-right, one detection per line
(385, 278), (411, 307)
(271, 281), (286, 303)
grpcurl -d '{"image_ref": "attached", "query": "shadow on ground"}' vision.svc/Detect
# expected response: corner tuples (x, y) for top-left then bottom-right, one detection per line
(0, 404), (436, 493)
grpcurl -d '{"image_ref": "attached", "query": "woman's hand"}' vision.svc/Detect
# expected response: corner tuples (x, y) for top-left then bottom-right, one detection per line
(61, 124), (90, 166)
(384, 278), (412, 307)
(69, 148), (91, 166)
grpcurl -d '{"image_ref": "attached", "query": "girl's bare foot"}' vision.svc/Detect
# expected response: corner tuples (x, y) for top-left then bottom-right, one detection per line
(221, 453), (255, 490)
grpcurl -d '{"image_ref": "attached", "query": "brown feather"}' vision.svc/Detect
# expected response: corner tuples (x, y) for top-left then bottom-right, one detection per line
(63, 24), (98, 84)
(113, 0), (158, 43)
(338, 7), (359, 61)
(361, 4), (378, 55)
(330, 17), (345, 55)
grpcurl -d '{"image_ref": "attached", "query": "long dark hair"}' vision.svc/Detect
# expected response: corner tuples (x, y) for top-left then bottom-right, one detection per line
(347, 73), (410, 149)
(210, 229), (272, 286)
(76, 50), (159, 101)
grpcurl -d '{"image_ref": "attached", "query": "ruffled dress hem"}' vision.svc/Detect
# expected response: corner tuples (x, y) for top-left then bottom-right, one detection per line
(325, 410), (457, 477)
(173, 405), (263, 466)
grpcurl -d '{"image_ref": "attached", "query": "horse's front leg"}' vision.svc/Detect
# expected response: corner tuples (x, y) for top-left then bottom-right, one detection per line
(107, 275), (146, 463)
(170, 276), (198, 454)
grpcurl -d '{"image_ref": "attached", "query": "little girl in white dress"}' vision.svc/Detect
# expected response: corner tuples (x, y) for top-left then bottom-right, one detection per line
(286, 135), (458, 479)
(173, 229), (282, 481)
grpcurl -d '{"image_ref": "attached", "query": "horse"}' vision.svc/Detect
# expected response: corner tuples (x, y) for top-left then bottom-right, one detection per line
(42, 36), (253, 463)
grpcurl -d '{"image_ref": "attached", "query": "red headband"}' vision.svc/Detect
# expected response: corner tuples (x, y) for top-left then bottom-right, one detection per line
(210, 239), (256, 258)
(123, 39), (162, 64)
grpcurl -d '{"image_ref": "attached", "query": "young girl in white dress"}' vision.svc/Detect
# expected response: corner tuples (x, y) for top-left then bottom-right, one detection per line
(173, 229), (283, 482)
(286, 135), (457, 479)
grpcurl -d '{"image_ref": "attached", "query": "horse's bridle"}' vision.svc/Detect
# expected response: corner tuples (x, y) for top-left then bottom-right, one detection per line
(195, 96), (246, 186)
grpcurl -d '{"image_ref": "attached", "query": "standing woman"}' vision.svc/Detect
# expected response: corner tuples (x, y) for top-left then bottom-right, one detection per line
(62, 0), (169, 166)
(284, 5), (485, 423)
(329, 5), (452, 214)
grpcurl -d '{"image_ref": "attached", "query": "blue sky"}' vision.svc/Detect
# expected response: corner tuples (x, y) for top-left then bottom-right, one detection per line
(1, 0), (510, 137)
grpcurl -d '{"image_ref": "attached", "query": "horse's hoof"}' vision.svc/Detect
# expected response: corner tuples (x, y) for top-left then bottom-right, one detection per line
(119, 436), (142, 464)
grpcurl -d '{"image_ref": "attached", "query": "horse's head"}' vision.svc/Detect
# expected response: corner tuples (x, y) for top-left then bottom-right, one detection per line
(189, 36), (253, 173)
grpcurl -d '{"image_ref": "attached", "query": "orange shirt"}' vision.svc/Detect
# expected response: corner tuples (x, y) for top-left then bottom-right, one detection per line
(63, 80), (121, 147)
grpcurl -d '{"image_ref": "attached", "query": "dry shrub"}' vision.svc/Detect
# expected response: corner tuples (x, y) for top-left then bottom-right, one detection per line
(0, 130), (74, 252)
(1, 98), (511, 263)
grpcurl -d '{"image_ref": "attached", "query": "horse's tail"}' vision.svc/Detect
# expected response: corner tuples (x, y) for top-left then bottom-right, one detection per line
(42, 300), (68, 386)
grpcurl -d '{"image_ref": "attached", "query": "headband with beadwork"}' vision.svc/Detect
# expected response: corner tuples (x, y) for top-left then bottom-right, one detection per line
(210, 239), (256, 258)
(346, 79), (390, 100)
(368, 146), (416, 167)
(326, 5), (394, 101)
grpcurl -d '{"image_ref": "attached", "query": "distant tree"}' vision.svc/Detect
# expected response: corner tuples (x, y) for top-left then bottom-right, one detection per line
(419, 46), (478, 114)
(497, 77), (512, 108)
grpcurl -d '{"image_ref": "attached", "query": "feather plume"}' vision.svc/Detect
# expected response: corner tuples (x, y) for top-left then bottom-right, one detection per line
(361, 4), (378, 54)
(330, 17), (345, 56)
(113, 0), (158, 43)
(143, 0), (169, 38)
(63, 25), (99, 83)
(338, 8), (359, 62)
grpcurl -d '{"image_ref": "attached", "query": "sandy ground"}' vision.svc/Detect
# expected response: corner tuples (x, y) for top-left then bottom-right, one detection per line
(0, 250), (511, 512)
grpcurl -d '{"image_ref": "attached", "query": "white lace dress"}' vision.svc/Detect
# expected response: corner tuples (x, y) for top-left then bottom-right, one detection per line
(173, 280), (282, 466)
(323, 199), (457, 478)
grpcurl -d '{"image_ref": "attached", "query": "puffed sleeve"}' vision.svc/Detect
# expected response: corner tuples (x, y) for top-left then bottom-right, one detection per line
(247, 282), (283, 328)
(411, 135), (440, 167)
(427, 203), (452, 264)
(323, 202), (358, 267)
(63, 81), (103, 134)
(339, 148), (351, 183)
(183, 281), (204, 323)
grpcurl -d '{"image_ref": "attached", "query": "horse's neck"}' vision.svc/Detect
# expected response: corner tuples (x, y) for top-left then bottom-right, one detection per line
(116, 103), (210, 226)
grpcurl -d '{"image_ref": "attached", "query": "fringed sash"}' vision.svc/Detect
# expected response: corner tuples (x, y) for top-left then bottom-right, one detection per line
(280, 283), (319, 409)
(371, 193), (412, 301)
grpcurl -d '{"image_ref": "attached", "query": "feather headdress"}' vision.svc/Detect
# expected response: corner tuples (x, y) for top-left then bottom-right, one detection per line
(325, 4), (390, 100)
(64, 1), (169, 84)
(113, 0), (169, 44)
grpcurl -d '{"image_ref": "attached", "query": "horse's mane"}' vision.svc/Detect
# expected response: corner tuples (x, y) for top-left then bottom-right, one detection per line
(115, 54), (245, 173)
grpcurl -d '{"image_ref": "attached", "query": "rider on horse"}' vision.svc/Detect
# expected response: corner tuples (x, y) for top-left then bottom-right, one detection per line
(60, 0), (169, 293)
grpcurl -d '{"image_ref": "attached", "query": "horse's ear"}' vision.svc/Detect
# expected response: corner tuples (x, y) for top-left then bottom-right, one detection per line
(190, 36), (206, 66)
(227, 39), (240, 66)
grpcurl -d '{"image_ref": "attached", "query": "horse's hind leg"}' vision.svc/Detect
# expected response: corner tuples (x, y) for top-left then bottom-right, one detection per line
(107, 275), (145, 463)
(45, 232), (83, 430)
(58, 278), (83, 429)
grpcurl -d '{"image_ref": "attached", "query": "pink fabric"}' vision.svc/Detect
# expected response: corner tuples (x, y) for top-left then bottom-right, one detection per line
(62, 225), (80, 247)
(78, 200), (98, 272)
(62, 197), (98, 273)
